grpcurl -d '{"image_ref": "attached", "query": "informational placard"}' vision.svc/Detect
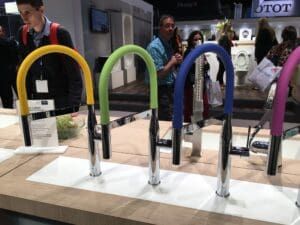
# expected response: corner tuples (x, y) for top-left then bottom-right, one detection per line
(251, 0), (299, 18)
(17, 100), (59, 147)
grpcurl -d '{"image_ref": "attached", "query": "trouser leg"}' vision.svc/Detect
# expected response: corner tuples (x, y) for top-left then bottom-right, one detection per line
(158, 86), (173, 121)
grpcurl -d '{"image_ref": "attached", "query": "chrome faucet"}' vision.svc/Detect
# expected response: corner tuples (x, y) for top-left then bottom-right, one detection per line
(16, 45), (101, 177)
(98, 44), (160, 185)
(172, 43), (235, 197)
(267, 46), (300, 206)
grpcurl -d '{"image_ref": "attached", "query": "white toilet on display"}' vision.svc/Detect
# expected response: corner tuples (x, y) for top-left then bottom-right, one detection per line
(110, 12), (136, 89)
(233, 49), (251, 86)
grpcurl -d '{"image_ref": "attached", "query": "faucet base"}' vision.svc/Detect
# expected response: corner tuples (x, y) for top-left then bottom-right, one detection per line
(90, 171), (102, 177)
(148, 179), (161, 186)
(89, 165), (102, 177)
(296, 201), (300, 208)
(216, 190), (230, 198)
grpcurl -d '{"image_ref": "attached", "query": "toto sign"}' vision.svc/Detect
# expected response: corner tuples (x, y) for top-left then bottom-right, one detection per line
(251, 0), (299, 17)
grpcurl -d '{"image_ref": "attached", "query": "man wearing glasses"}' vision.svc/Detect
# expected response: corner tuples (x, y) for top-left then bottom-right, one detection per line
(147, 15), (183, 121)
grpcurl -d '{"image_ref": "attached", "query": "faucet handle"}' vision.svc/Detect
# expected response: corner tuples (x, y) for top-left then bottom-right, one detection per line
(157, 138), (172, 148)
(109, 110), (152, 129)
(230, 146), (250, 157)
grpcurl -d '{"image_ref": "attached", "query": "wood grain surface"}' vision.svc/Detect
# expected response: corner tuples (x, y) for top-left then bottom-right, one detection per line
(0, 110), (298, 225)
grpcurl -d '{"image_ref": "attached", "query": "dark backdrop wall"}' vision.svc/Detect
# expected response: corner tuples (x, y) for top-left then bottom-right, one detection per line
(145, 0), (223, 21)
(0, 0), (22, 38)
(144, 0), (252, 24)
(0, 15), (23, 38)
(0, 0), (15, 6)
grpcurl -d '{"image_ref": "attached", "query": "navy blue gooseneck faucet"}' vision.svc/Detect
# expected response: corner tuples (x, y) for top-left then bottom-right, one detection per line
(172, 43), (234, 197)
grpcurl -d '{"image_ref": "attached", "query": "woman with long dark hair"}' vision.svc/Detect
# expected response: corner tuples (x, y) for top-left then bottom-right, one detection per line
(267, 26), (298, 66)
(255, 18), (278, 64)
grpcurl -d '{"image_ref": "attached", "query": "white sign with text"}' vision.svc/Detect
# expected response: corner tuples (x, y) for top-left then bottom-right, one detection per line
(17, 100), (59, 147)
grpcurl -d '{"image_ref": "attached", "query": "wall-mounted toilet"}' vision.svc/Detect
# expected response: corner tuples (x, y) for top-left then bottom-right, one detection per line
(233, 49), (250, 86)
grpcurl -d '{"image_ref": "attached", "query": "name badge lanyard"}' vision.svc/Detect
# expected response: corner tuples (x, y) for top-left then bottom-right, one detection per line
(40, 59), (44, 80)
(35, 58), (49, 93)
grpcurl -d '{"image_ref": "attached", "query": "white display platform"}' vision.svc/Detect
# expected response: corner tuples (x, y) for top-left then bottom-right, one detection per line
(28, 156), (300, 225)
(0, 148), (14, 163)
(0, 115), (18, 128)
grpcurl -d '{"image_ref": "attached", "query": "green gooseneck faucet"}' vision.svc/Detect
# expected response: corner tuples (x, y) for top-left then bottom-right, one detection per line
(98, 44), (160, 185)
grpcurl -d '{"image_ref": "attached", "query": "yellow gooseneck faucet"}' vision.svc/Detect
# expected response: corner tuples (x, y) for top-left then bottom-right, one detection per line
(17, 45), (101, 176)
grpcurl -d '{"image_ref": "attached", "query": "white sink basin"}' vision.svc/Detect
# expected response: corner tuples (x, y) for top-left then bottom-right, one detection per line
(27, 156), (300, 225)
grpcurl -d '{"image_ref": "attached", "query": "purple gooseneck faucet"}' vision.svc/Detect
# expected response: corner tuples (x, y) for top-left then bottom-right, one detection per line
(267, 46), (300, 207)
(172, 43), (234, 197)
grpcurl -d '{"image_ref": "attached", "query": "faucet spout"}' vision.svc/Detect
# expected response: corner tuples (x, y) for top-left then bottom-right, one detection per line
(172, 128), (182, 165)
(20, 115), (32, 146)
(101, 124), (111, 159)
(266, 135), (282, 175)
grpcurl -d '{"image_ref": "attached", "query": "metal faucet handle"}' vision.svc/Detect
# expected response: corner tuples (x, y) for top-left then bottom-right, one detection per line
(157, 138), (172, 148)
(250, 141), (269, 154)
(183, 118), (222, 135)
(283, 126), (300, 139)
(30, 104), (82, 121)
(109, 110), (152, 129)
(230, 146), (250, 157)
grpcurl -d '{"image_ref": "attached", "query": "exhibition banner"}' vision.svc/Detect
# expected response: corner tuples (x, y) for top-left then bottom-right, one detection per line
(251, 0), (300, 17)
